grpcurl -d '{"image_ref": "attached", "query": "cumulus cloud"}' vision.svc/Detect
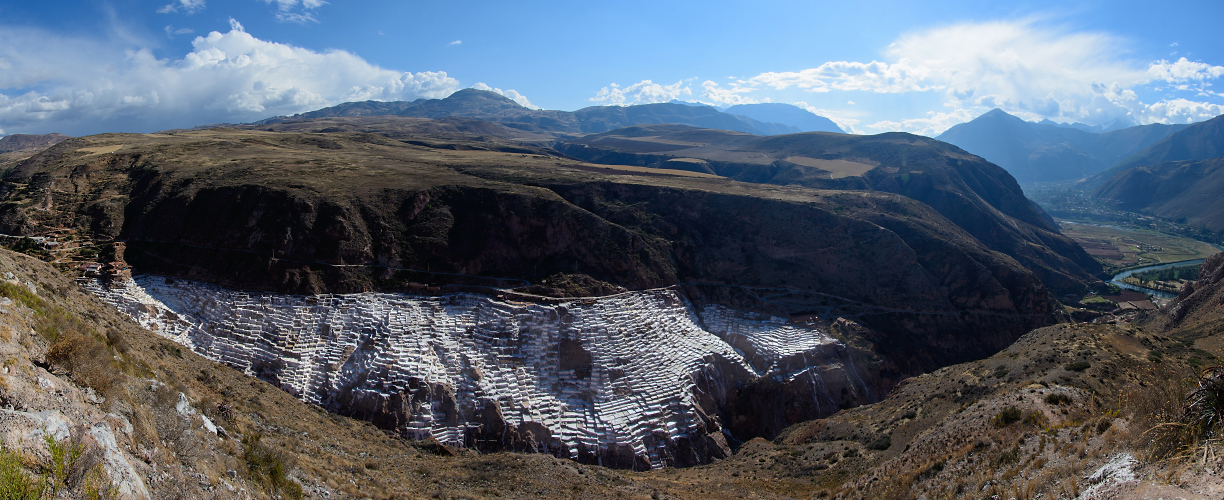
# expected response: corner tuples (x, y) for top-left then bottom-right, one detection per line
(0, 22), (459, 135)
(157, 0), (205, 14)
(747, 60), (937, 94)
(792, 101), (863, 134)
(259, 0), (326, 24)
(447, 40), (462, 47)
(470, 83), (538, 109)
(1148, 57), (1224, 82)
(700, 80), (759, 106)
(589, 80), (692, 105)
(612, 20), (1224, 134)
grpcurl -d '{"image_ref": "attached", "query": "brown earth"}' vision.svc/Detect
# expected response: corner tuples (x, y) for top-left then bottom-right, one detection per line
(556, 124), (1102, 294)
(0, 128), (1063, 380)
(4, 242), (1224, 499)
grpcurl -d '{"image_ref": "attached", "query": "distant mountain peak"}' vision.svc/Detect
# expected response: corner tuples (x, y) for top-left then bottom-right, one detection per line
(443, 88), (525, 108)
(723, 103), (843, 133)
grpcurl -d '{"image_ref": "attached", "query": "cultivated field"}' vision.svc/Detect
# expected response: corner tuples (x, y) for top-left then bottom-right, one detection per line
(1059, 220), (1220, 271)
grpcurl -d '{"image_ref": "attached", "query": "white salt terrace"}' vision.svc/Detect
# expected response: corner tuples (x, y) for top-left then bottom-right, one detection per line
(83, 276), (861, 468)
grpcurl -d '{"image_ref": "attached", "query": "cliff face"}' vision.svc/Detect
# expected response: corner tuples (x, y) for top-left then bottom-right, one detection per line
(557, 126), (1102, 294)
(0, 128), (1068, 464)
(1154, 252), (1224, 335)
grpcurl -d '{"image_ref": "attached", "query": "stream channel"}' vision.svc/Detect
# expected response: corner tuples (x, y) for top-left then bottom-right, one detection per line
(1110, 259), (1206, 299)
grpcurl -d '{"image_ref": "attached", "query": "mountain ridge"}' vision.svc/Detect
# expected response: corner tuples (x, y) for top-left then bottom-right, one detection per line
(937, 108), (1188, 184)
(258, 88), (803, 137)
(557, 124), (1102, 294)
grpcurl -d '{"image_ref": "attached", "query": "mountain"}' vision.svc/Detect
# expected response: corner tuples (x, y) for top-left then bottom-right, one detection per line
(0, 126), (1078, 466)
(1109, 113), (1224, 170)
(724, 103), (844, 133)
(936, 109), (1186, 184)
(264, 88), (800, 136)
(1093, 157), (1224, 231)
(556, 124), (1102, 294)
(0, 133), (71, 152)
(1085, 114), (1224, 230)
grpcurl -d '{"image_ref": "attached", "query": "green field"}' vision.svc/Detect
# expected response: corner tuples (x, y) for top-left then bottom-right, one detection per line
(1059, 220), (1220, 272)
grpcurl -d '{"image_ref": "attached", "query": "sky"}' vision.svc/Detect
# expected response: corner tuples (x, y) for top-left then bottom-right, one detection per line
(1, 0), (1223, 137)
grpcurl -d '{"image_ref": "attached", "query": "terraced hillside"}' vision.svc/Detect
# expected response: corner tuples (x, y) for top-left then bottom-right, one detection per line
(0, 126), (1076, 461)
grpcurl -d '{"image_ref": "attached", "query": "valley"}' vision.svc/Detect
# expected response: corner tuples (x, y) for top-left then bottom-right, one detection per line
(1057, 220), (1220, 273)
(1, 96), (1223, 499)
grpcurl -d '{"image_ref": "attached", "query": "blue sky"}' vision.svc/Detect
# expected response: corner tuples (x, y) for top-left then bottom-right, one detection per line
(1, 0), (1222, 136)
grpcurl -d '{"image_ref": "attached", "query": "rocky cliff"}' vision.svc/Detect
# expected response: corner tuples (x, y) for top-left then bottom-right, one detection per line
(556, 125), (1101, 294)
(0, 127), (1069, 464)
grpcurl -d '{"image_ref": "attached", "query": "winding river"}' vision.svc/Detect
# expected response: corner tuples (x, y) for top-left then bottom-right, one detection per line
(1110, 259), (1206, 299)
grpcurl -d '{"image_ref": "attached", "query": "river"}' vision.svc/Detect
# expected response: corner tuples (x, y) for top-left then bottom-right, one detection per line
(1110, 259), (1205, 299)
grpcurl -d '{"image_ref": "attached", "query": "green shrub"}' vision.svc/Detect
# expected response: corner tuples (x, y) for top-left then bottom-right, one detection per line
(992, 407), (1023, 428)
(1045, 393), (1073, 405)
(1065, 361), (1091, 372)
(44, 433), (83, 494)
(1183, 366), (1224, 443)
(0, 445), (43, 500)
(866, 435), (891, 451)
(242, 432), (303, 499)
(0, 281), (44, 313)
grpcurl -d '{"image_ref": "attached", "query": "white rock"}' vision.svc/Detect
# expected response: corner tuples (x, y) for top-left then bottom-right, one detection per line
(87, 423), (152, 500)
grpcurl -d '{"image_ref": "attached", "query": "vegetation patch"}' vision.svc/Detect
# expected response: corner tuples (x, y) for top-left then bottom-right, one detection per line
(242, 432), (303, 500)
(1065, 361), (1091, 372)
(992, 407), (1024, 428)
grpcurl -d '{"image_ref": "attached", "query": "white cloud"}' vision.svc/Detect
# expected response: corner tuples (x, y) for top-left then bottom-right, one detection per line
(747, 60), (936, 94)
(259, 0), (326, 23)
(700, 80), (759, 106)
(864, 108), (980, 137)
(792, 101), (863, 134)
(470, 83), (538, 109)
(609, 20), (1224, 135)
(589, 80), (692, 105)
(164, 25), (195, 37)
(0, 22), (459, 135)
(1148, 57), (1224, 82)
(157, 0), (206, 14)
(447, 40), (462, 47)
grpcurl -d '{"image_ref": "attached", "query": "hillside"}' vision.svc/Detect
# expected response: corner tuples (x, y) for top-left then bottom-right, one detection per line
(0, 127), (1079, 465)
(556, 124), (1101, 294)
(1093, 157), (1224, 232)
(265, 89), (799, 137)
(936, 109), (1186, 184)
(3, 246), (1220, 499)
(0, 133), (72, 170)
(0, 133), (71, 153)
(724, 103), (844, 133)
(1111, 114), (1224, 170)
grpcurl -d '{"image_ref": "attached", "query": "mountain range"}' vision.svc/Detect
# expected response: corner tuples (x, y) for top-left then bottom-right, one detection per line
(5, 85), (1224, 498)
(936, 108), (1187, 184)
(1090, 114), (1224, 232)
(257, 89), (832, 137)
